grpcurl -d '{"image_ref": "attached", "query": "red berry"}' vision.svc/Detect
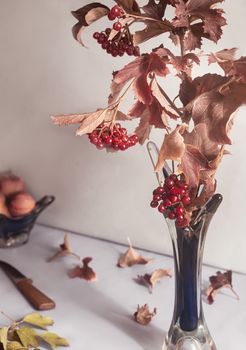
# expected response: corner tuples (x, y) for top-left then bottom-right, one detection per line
(169, 195), (179, 204)
(113, 22), (122, 31)
(176, 213), (184, 221)
(98, 34), (107, 44)
(111, 49), (119, 57)
(170, 187), (180, 195)
(169, 174), (178, 182)
(163, 199), (172, 208)
(150, 200), (158, 208)
(93, 32), (100, 39)
(154, 187), (165, 195)
(176, 218), (188, 228)
(96, 142), (104, 150)
(121, 135), (128, 143)
(108, 11), (117, 20)
(105, 28), (111, 36)
(168, 211), (176, 220)
(158, 203), (166, 213)
(119, 142), (128, 151)
(175, 206), (184, 215)
(181, 196), (191, 205)
(118, 50), (124, 56)
(111, 5), (122, 17)
(104, 136), (113, 145)
(165, 178), (175, 188)
(101, 41), (109, 50)
(153, 194), (161, 202)
(126, 47), (134, 56)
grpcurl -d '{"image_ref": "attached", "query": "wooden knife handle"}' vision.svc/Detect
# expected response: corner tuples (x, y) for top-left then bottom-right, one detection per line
(17, 279), (56, 310)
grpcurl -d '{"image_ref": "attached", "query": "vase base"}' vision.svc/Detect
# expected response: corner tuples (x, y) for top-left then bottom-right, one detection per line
(162, 324), (217, 350)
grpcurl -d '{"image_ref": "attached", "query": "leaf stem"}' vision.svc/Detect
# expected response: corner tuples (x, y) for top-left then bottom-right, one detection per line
(154, 77), (182, 117)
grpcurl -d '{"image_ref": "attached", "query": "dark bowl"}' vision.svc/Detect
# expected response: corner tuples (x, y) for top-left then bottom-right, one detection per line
(0, 195), (55, 248)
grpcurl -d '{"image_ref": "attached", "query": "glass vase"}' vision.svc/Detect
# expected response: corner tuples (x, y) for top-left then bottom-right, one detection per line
(163, 193), (223, 350)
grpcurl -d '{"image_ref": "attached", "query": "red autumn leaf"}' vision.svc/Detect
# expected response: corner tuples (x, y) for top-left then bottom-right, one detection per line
(142, 0), (169, 19)
(109, 53), (169, 105)
(71, 3), (110, 46)
(47, 234), (73, 262)
(184, 123), (221, 161)
(134, 109), (153, 145)
(134, 304), (157, 325)
(180, 144), (209, 188)
(189, 82), (246, 145)
(179, 73), (228, 107)
(68, 257), (97, 281)
(205, 270), (239, 304)
(117, 238), (153, 268)
(114, 0), (140, 12)
(133, 20), (173, 46)
(137, 268), (172, 293)
(155, 124), (187, 172)
(172, 0), (226, 50)
(51, 108), (127, 136)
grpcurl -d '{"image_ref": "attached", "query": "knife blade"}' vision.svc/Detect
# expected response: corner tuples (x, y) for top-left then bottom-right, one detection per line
(0, 260), (56, 310)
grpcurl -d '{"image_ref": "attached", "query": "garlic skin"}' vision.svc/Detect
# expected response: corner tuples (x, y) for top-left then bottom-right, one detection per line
(8, 191), (35, 217)
(0, 175), (25, 196)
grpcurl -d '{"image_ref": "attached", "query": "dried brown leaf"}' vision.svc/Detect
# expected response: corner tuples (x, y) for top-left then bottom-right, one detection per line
(134, 109), (153, 145)
(47, 234), (73, 262)
(134, 304), (157, 325)
(133, 20), (173, 46)
(117, 238), (153, 268)
(155, 124), (187, 172)
(71, 3), (110, 46)
(142, 0), (169, 19)
(114, 0), (140, 12)
(138, 268), (172, 292)
(205, 270), (239, 304)
(68, 257), (97, 281)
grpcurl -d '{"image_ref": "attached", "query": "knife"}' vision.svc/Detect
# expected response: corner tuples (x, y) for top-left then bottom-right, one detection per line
(0, 260), (56, 310)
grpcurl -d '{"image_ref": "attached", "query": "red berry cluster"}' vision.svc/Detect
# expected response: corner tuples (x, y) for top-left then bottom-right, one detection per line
(150, 174), (191, 227)
(93, 6), (140, 57)
(88, 122), (138, 151)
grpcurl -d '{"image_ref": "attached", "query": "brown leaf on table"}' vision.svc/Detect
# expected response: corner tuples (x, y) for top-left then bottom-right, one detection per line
(47, 234), (73, 262)
(134, 304), (157, 325)
(137, 268), (172, 293)
(155, 123), (187, 172)
(133, 20), (173, 46)
(117, 238), (153, 268)
(205, 270), (239, 304)
(68, 257), (97, 281)
(71, 3), (110, 46)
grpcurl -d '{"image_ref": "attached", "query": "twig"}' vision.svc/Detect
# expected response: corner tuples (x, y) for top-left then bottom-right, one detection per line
(154, 77), (182, 117)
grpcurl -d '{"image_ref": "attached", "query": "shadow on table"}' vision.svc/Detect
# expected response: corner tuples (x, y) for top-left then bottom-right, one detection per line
(69, 283), (166, 350)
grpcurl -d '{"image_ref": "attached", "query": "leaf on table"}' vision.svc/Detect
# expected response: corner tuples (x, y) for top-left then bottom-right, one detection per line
(7, 341), (26, 350)
(137, 268), (172, 293)
(117, 238), (153, 268)
(71, 3), (110, 46)
(205, 270), (239, 305)
(16, 328), (38, 348)
(23, 313), (54, 330)
(133, 304), (157, 325)
(68, 257), (97, 281)
(47, 234), (73, 262)
(0, 327), (8, 350)
(39, 332), (69, 349)
(155, 123), (187, 172)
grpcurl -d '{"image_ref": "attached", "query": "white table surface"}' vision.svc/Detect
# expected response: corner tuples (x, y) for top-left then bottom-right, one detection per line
(0, 224), (245, 349)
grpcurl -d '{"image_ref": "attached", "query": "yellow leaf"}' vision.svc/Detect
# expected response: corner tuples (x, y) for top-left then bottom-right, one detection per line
(16, 328), (38, 348)
(39, 332), (69, 349)
(23, 313), (54, 330)
(7, 341), (26, 350)
(0, 327), (8, 350)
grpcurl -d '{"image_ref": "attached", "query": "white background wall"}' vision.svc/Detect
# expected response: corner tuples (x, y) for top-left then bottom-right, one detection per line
(0, 0), (246, 273)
